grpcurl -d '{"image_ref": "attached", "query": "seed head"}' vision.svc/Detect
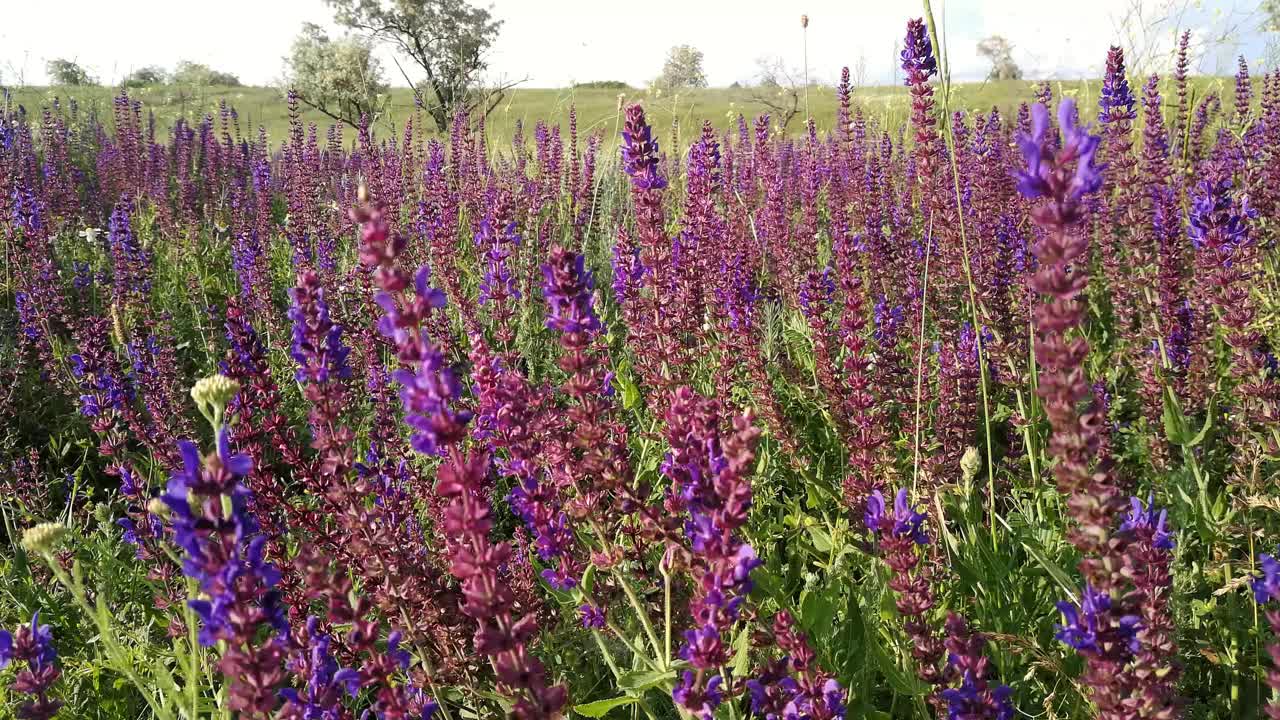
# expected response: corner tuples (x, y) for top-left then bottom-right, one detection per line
(961, 446), (981, 482)
(191, 373), (240, 428)
(21, 522), (68, 554)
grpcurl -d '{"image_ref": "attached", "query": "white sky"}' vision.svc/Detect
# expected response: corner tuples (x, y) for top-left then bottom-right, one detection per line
(0, 0), (1268, 88)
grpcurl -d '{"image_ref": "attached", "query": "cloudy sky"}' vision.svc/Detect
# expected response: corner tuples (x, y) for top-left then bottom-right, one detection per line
(0, 0), (1269, 88)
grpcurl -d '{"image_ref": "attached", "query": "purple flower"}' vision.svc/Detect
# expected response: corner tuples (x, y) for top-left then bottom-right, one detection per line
(542, 250), (601, 335)
(476, 218), (522, 306)
(288, 272), (352, 385)
(939, 672), (1014, 720)
(673, 671), (724, 720)
(279, 617), (361, 719)
(1119, 496), (1174, 550)
(1187, 178), (1255, 254)
(864, 488), (929, 545)
(387, 630), (412, 669)
(900, 18), (937, 81)
(873, 297), (904, 344)
(622, 105), (667, 191)
(578, 604), (606, 629)
(0, 612), (63, 720)
(159, 428), (285, 646)
(541, 567), (578, 591)
(1055, 585), (1139, 655)
(1015, 100), (1103, 202)
(1253, 552), (1280, 604)
(394, 347), (472, 457)
(1098, 47), (1136, 123)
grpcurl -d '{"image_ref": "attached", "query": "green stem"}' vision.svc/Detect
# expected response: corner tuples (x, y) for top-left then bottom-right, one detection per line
(605, 621), (662, 672)
(185, 580), (201, 720)
(922, 0), (998, 551)
(910, 213), (934, 493)
(605, 549), (663, 661)
(591, 632), (661, 720)
(46, 557), (175, 720)
(660, 559), (673, 662)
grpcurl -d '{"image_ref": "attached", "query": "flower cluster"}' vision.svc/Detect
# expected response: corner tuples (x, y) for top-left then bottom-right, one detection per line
(1015, 100), (1103, 205)
(1098, 47), (1136, 123)
(665, 387), (763, 719)
(865, 488), (946, 691)
(1254, 549), (1280, 720)
(1188, 178), (1254, 253)
(437, 452), (568, 720)
(745, 611), (847, 720)
(158, 379), (289, 717)
(864, 488), (929, 545)
(940, 614), (1014, 720)
(353, 198), (471, 456)
(1055, 585), (1139, 655)
(0, 613), (63, 720)
(900, 18), (937, 81)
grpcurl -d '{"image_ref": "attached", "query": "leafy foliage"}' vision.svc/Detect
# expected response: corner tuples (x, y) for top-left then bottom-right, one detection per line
(285, 23), (388, 128)
(327, 0), (503, 131)
(655, 44), (707, 90)
(45, 59), (95, 87)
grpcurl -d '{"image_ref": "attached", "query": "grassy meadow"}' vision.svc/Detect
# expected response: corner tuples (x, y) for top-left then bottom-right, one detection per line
(4, 75), (1257, 148)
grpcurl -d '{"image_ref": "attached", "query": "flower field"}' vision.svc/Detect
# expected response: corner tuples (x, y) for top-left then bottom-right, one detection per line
(3, 15), (1280, 720)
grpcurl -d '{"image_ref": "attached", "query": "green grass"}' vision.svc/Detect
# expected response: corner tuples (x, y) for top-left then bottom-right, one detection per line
(4, 76), (1256, 149)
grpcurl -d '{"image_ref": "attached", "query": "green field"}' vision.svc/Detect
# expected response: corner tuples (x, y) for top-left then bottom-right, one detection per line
(4, 76), (1255, 149)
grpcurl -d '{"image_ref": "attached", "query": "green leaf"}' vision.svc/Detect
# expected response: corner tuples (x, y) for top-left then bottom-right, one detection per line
(1185, 398), (1214, 448)
(1161, 391), (1189, 446)
(807, 523), (833, 553)
(616, 667), (676, 692)
(573, 696), (640, 717)
(474, 689), (514, 714)
(732, 627), (752, 677)
(1020, 539), (1076, 597)
(866, 628), (919, 696)
(799, 589), (836, 634)
(581, 565), (597, 597)
(834, 591), (866, 681)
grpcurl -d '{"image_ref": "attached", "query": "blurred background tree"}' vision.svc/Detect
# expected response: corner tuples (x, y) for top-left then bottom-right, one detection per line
(748, 56), (801, 131)
(656, 44), (708, 90)
(172, 60), (241, 87)
(121, 65), (168, 88)
(326, 0), (503, 132)
(977, 35), (1022, 81)
(285, 22), (388, 129)
(46, 58), (95, 86)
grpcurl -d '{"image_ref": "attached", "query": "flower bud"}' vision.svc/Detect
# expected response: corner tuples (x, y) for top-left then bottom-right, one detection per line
(961, 446), (981, 482)
(21, 522), (68, 554)
(191, 373), (240, 428)
(147, 497), (171, 519)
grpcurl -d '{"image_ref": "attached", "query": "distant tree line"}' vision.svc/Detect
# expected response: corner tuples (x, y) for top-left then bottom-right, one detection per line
(43, 58), (243, 87)
(572, 80), (631, 90)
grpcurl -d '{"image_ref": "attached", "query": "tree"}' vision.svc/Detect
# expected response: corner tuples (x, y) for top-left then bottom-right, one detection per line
(46, 59), (95, 86)
(747, 56), (801, 131)
(172, 61), (241, 87)
(327, 0), (504, 132)
(122, 66), (167, 88)
(286, 23), (389, 129)
(656, 45), (707, 90)
(976, 36), (1022, 81)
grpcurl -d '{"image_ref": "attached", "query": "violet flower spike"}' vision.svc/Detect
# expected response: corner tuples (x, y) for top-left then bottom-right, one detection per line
(1015, 100), (1104, 203)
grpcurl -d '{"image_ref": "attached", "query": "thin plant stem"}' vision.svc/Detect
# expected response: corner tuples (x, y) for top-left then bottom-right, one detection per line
(921, 0), (1000, 549)
(911, 212), (935, 493)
